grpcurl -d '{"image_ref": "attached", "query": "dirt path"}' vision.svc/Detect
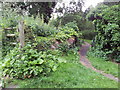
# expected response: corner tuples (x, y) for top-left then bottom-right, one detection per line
(79, 42), (119, 82)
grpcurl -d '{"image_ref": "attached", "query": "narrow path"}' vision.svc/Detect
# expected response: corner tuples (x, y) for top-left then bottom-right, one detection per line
(79, 42), (119, 82)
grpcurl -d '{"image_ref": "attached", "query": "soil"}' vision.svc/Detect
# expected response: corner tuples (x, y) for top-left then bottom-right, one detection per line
(79, 42), (119, 82)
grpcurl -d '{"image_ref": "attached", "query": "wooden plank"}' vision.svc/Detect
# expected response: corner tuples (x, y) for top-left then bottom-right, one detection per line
(10, 42), (17, 45)
(18, 21), (25, 48)
(6, 34), (16, 37)
(4, 27), (17, 30)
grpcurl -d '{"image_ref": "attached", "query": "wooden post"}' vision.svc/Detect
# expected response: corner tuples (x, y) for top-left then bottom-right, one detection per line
(0, 1), (2, 61)
(18, 21), (25, 48)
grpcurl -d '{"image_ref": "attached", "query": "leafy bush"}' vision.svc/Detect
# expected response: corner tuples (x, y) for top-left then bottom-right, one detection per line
(64, 21), (79, 32)
(2, 44), (61, 79)
(81, 30), (97, 40)
(51, 14), (95, 32)
(90, 5), (120, 62)
(33, 24), (57, 37)
(36, 36), (54, 51)
(58, 42), (70, 54)
(24, 16), (57, 37)
(35, 22), (80, 51)
(0, 9), (20, 28)
(54, 25), (79, 41)
(0, 9), (21, 57)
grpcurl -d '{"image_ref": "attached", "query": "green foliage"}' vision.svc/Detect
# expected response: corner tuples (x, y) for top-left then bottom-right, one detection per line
(83, 39), (92, 44)
(0, 9), (20, 28)
(24, 15), (57, 37)
(53, 14), (94, 32)
(87, 51), (118, 77)
(89, 4), (120, 62)
(54, 25), (79, 41)
(94, 23), (120, 61)
(2, 44), (61, 79)
(0, 8), (21, 57)
(86, 4), (109, 21)
(33, 24), (57, 37)
(10, 2), (56, 23)
(36, 36), (54, 51)
(36, 22), (80, 51)
(64, 21), (79, 32)
(58, 42), (70, 54)
(6, 51), (118, 88)
(81, 30), (96, 40)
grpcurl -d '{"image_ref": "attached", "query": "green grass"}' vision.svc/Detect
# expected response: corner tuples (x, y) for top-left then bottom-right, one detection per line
(87, 51), (118, 77)
(6, 50), (118, 88)
(83, 39), (92, 43)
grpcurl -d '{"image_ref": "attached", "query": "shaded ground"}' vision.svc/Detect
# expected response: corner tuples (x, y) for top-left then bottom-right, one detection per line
(79, 42), (119, 82)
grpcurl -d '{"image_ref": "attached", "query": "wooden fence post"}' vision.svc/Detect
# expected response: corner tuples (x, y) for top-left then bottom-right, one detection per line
(18, 21), (25, 48)
(0, 1), (2, 61)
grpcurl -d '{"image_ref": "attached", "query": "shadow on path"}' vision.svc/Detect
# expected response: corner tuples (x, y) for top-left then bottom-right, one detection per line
(79, 42), (119, 82)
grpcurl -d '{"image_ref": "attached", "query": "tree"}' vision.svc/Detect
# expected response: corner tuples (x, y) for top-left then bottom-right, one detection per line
(86, 4), (109, 21)
(55, 0), (84, 15)
(10, 2), (57, 23)
(103, 0), (119, 6)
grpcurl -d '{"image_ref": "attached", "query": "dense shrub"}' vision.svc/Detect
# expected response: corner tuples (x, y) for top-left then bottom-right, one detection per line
(36, 37), (54, 51)
(63, 21), (79, 32)
(89, 5), (120, 62)
(0, 9), (20, 28)
(55, 26), (79, 41)
(50, 14), (94, 32)
(58, 42), (70, 54)
(36, 22), (80, 51)
(33, 24), (57, 37)
(81, 30), (97, 40)
(2, 44), (61, 79)
(0, 9), (21, 57)
(24, 16), (57, 37)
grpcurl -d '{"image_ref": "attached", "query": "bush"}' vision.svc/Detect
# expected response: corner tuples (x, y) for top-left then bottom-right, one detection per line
(35, 21), (80, 51)
(51, 14), (95, 32)
(58, 42), (70, 54)
(2, 44), (60, 79)
(64, 21), (79, 32)
(54, 25), (79, 41)
(33, 24), (57, 37)
(91, 5), (120, 62)
(24, 16), (57, 37)
(81, 30), (97, 40)
(36, 36), (54, 51)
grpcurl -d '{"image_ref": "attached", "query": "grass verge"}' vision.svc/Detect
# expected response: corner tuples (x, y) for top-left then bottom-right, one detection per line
(87, 51), (118, 77)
